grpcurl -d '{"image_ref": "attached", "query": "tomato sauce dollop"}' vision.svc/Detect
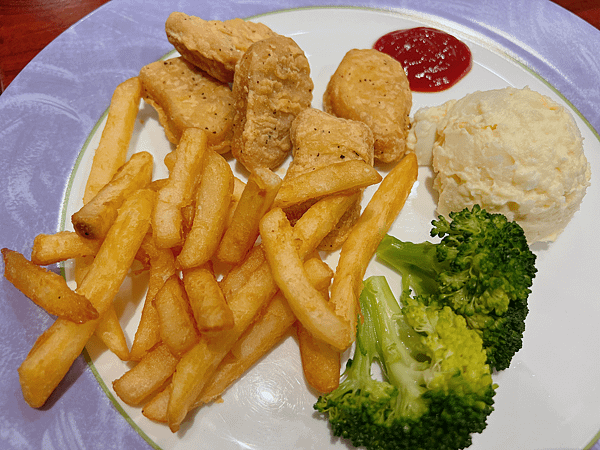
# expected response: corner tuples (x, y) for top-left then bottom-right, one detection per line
(373, 27), (472, 92)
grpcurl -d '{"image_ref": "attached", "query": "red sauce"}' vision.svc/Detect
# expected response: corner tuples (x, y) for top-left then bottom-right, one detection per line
(373, 27), (472, 92)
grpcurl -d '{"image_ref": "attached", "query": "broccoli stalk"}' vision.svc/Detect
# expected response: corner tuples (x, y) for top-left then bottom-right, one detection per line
(376, 205), (537, 371)
(315, 276), (496, 450)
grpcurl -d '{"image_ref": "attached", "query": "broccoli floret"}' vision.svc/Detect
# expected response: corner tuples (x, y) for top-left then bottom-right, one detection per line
(376, 205), (537, 371)
(315, 276), (495, 450)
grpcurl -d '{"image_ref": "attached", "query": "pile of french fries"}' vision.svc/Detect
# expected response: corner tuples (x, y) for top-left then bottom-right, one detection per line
(2, 39), (418, 436)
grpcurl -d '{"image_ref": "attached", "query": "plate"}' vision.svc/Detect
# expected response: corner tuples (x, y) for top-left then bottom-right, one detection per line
(1, 1), (600, 450)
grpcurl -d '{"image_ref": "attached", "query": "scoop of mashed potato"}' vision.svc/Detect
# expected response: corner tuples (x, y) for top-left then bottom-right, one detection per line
(411, 86), (591, 243)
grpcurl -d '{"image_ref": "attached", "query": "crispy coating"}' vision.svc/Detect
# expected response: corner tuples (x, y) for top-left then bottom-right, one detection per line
(139, 57), (235, 153)
(324, 48), (412, 164)
(165, 12), (279, 84)
(231, 35), (314, 171)
(285, 108), (374, 251)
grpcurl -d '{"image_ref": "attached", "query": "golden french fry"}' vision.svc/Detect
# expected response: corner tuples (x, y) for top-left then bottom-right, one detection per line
(83, 77), (142, 204)
(296, 323), (340, 394)
(177, 151), (234, 269)
(113, 343), (179, 406)
(73, 151), (154, 240)
(30, 231), (102, 265)
(18, 189), (155, 408)
(167, 254), (279, 431)
(291, 192), (361, 258)
(182, 264), (234, 334)
(130, 235), (177, 362)
(142, 385), (171, 423)
(2, 248), (98, 324)
(153, 275), (199, 357)
(330, 152), (418, 336)
(225, 177), (246, 229)
(259, 208), (352, 352)
(273, 160), (382, 209)
(218, 244), (266, 301)
(95, 305), (130, 361)
(153, 128), (208, 249)
(215, 166), (282, 265)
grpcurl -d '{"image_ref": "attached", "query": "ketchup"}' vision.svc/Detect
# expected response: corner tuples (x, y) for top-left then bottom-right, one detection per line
(373, 27), (472, 92)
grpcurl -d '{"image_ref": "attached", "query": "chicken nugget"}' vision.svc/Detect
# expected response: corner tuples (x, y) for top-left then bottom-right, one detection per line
(139, 57), (235, 153)
(284, 108), (374, 251)
(231, 35), (314, 171)
(165, 12), (279, 83)
(324, 48), (412, 164)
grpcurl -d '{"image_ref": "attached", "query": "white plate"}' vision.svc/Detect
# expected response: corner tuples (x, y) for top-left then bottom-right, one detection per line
(58, 7), (600, 450)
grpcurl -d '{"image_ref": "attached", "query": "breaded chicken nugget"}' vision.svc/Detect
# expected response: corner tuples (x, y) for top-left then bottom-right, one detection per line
(324, 48), (412, 164)
(165, 12), (278, 84)
(232, 35), (314, 171)
(139, 57), (235, 153)
(284, 108), (374, 251)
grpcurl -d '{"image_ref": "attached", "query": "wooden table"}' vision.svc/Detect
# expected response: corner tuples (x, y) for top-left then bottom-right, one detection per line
(0, 0), (599, 92)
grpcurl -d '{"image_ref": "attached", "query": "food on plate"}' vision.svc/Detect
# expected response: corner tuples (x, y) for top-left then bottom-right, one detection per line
(374, 27), (472, 92)
(409, 86), (592, 243)
(154, 274), (200, 357)
(72, 151), (154, 240)
(30, 231), (102, 265)
(83, 77), (142, 204)
(282, 107), (375, 251)
(377, 205), (538, 371)
(95, 306), (130, 361)
(315, 275), (496, 450)
(182, 263), (234, 334)
(324, 48), (412, 163)
(165, 12), (278, 83)
(129, 233), (177, 362)
(329, 152), (418, 339)
(214, 166), (282, 265)
(18, 188), (155, 408)
(231, 35), (314, 170)
(139, 57), (235, 152)
(176, 150), (234, 269)
(152, 127), (208, 249)
(2, 248), (98, 324)
(259, 207), (352, 352)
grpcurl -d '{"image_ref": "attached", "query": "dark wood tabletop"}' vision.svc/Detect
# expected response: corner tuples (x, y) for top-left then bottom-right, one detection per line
(0, 0), (599, 93)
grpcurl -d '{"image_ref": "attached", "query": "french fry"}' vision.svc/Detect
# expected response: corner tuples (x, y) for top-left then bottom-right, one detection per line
(95, 306), (130, 361)
(18, 188), (155, 408)
(330, 152), (418, 336)
(177, 150), (234, 269)
(113, 343), (179, 406)
(2, 248), (98, 324)
(182, 264), (234, 333)
(30, 231), (102, 265)
(273, 160), (382, 209)
(215, 166), (282, 265)
(142, 385), (171, 423)
(72, 151), (154, 240)
(83, 77), (142, 204)
(153, 275), (199, 357)
(226, 176), (246, 229)
(130, 235), (177, 362)
(296, 323), (340, 394)
(153, 128), (208, 249)
(259, 208), (352, 352)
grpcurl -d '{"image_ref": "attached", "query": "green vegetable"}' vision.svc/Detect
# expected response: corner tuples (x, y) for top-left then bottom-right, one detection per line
(315, 275), (496, 450)
(376, 204), (537, 371)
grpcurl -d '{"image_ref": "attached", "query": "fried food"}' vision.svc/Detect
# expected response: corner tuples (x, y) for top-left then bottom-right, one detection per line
(324, 48), (412, 164)
(139, 57), (235, 152)
(231, 35), (314, 170)
(330, 153), (418, 337)
(283, 107), (374, 251)
(165, 12), (278, 83)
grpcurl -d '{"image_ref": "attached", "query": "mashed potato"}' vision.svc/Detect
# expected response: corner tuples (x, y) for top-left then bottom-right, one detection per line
(409, 86), (591, 243)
